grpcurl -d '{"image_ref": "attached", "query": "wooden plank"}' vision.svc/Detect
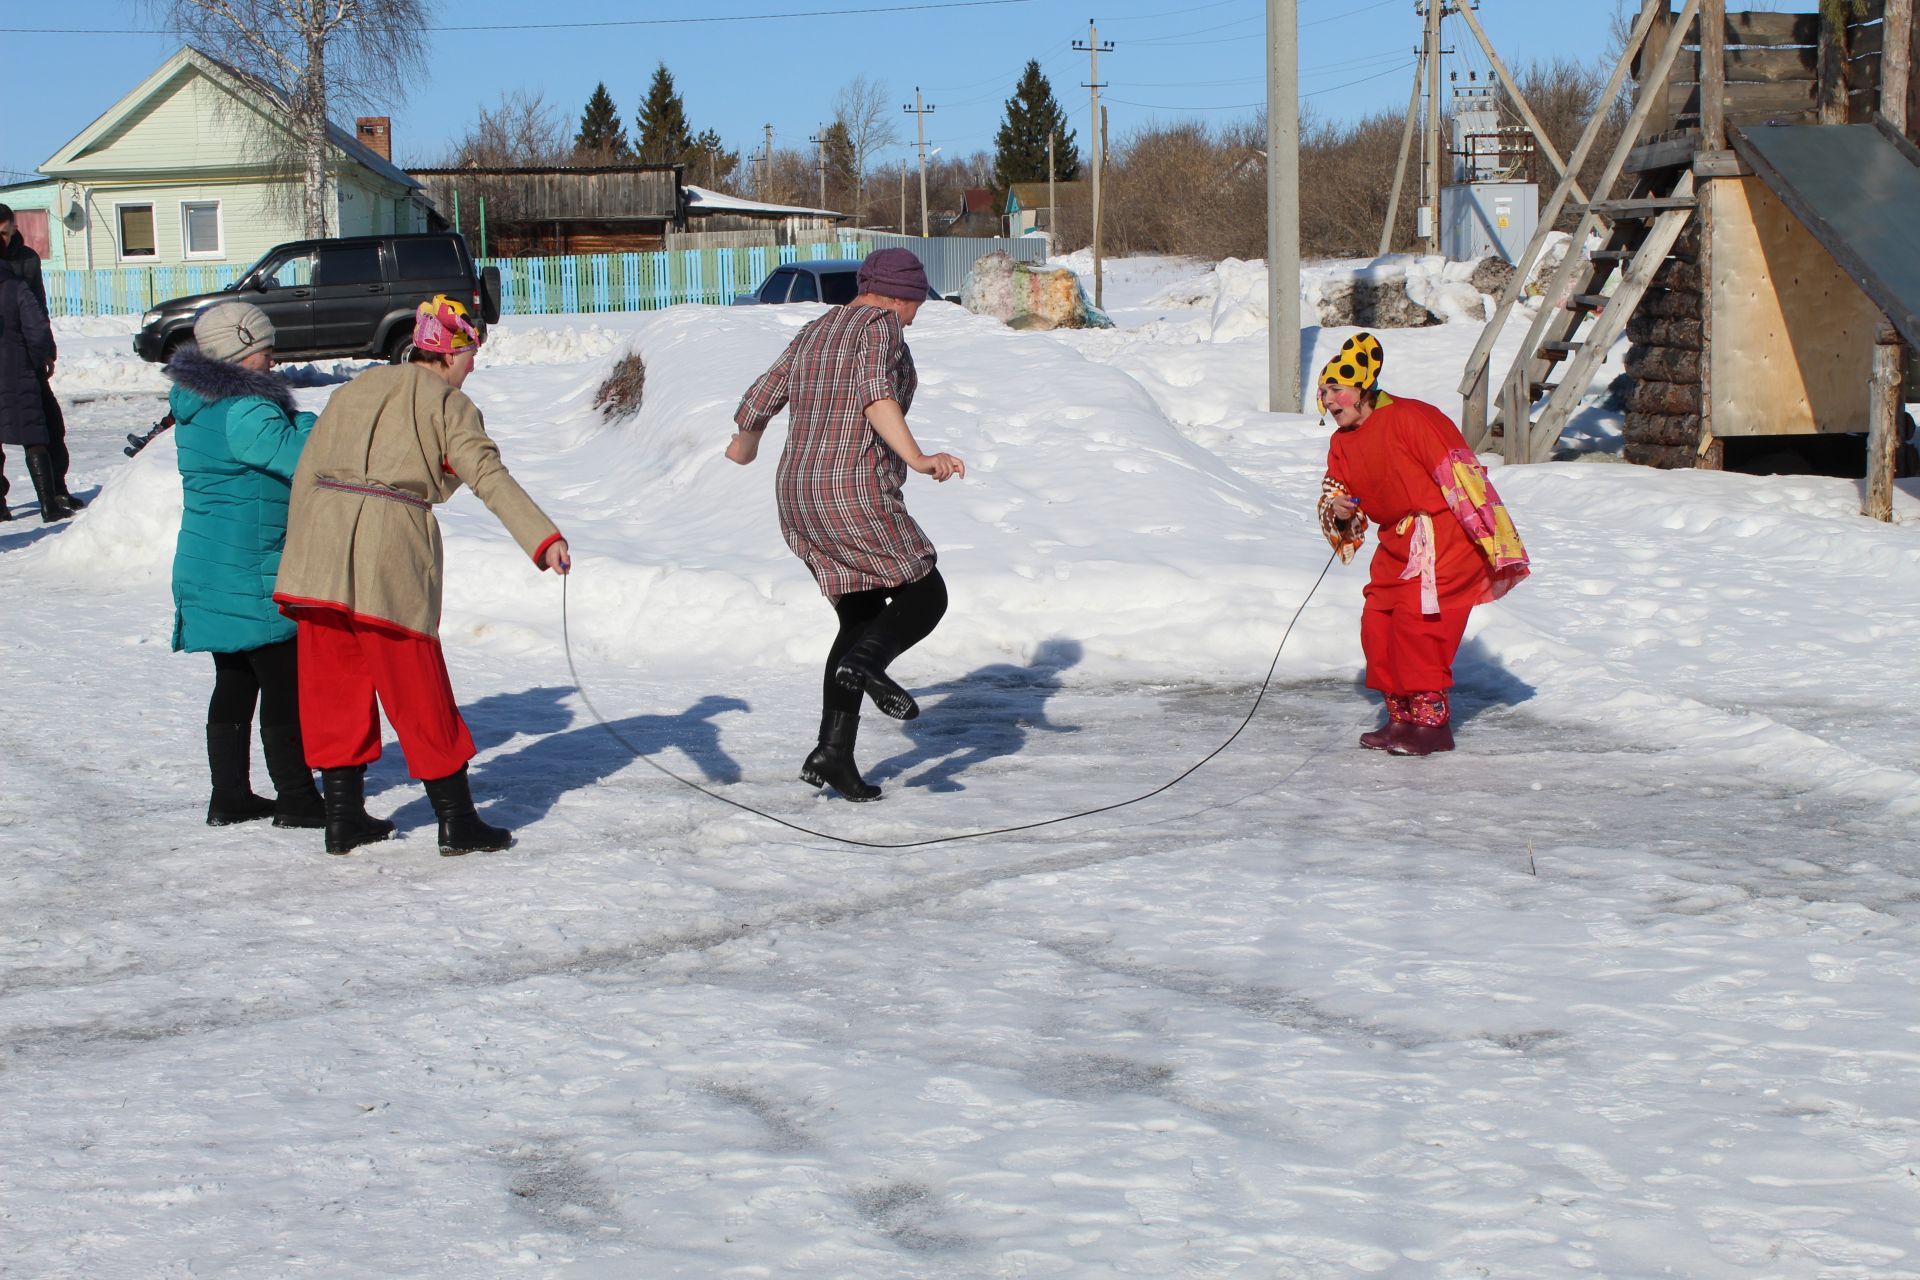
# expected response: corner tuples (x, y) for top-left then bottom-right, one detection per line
(1885, 0), (1915, 132)
(1643, 1), (1675, 137)
(1592, 196), (1697, 217)
(1667, 79), (1819, 119)
(1702, 0), (1727, 147)
(1866, 328), (1903, 519)
(1705, 176), (1879, 438)
(1819, 5), (1852, 123)
(1693, 148), (1751, 177)
(1626, 134), (1702, 172)
(1679, 11), (1821, 48)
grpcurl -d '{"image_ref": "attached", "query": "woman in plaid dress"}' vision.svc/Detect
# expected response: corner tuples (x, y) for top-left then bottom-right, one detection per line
(729, 248), (965, 802)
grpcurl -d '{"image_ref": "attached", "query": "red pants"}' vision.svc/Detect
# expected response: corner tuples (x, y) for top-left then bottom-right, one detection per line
(1361, 602), (1471, 696)
(295, 611), (475, 781)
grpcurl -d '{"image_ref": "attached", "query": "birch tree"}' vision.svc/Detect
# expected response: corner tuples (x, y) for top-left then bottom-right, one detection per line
(159, 0), (426, 237)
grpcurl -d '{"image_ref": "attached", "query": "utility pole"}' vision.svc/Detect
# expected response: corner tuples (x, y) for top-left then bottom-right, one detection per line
(899, 161), (907, 232)
(1420, 0), (1445, 255)
(1047, 131), (1056, 242)
(758, 123), (774, 202)
(1076, 19), (1114, 307)
(1380, 61), (1423, 256)
(809, 124), (826, 209)
(903, 88), (936, 237)
(1268, 0), (1300, 412)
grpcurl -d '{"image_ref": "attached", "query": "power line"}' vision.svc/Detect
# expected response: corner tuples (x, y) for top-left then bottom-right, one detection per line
(0, 0), (1039, 36)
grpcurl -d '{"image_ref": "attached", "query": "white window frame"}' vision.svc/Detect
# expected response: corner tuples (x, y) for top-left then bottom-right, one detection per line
(179, 199), (224, 259)
(114, 201), (158, 262)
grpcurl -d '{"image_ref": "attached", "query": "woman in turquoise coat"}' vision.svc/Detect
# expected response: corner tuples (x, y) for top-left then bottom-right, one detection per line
(167, 302), (323, 827)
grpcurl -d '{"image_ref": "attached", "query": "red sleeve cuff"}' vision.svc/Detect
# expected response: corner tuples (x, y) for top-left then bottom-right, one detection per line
(534, 531), (565, 569)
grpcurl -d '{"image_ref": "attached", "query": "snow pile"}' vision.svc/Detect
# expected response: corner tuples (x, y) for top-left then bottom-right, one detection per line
(476, 317), (627, 367)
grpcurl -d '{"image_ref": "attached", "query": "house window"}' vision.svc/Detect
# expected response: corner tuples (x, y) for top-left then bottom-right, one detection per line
(181, 200), (222, 258)
(117, 203), (156, 259)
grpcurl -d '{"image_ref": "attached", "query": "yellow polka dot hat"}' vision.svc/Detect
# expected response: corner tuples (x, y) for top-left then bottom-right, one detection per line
(1319, 332), (1384, 391)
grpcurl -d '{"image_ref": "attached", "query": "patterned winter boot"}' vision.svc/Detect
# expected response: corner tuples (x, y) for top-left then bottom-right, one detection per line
(1360, 695), (1412, 750)
(1388, 692), (1455, 756)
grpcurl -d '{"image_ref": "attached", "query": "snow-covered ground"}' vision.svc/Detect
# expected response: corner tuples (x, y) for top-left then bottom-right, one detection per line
(4, 259), (1919, 1278)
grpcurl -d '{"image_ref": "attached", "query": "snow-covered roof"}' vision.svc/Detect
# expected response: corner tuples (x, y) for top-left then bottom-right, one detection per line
(684, 184), (848, 220)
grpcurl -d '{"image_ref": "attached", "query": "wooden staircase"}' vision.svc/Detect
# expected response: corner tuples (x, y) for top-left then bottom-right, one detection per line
(1459, 0), (1705, 463)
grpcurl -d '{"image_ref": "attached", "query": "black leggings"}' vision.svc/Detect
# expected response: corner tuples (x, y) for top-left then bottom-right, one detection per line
(823, 568), (949, 714)
(208, 639), (300, 729)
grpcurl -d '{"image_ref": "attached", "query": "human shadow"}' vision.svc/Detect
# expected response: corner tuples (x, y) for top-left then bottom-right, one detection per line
(867, 637), (1083, 793)
(373, 689), (751, 830)
(1343, 633), (1535, 728)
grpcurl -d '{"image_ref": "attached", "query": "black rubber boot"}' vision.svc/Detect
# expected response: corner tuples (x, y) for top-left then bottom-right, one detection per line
(24, 445), (73, 524)
(799, 710), (882, 801)
(205, 722), (275, 826)
(422, 765), (512, 856)
(261, 724), (325, 829)
(321, 765), (396, 855)
(832, 632), (919, 721)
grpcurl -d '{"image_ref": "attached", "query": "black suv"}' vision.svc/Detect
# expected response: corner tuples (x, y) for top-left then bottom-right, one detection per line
(133, 232), (502, 364)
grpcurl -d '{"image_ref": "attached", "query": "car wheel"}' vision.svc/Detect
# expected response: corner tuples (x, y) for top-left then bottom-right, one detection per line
(386, 329), (414, 364)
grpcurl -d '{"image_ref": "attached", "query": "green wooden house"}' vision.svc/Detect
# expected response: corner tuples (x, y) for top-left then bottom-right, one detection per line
(37, 46), (431, 275)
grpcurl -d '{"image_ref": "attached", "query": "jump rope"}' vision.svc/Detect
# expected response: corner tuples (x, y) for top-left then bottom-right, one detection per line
(559, 548), (1342, 851)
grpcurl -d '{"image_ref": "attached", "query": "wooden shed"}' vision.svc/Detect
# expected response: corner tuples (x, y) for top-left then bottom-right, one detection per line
(1461, 0), (1920, 520)
(408, 164), (685, 257)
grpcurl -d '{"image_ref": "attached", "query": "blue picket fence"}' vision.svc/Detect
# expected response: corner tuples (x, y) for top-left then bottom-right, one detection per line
(478, 240), (872, 316)
(36, 234), (1046, 318)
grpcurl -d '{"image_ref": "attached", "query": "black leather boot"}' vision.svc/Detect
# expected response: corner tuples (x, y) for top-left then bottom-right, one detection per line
(422, 764), (512, 856)
(24, 445), (72, 524)
(832, 632), (919, 721)
(205, 722), (275, 825)
(799, 710), (882, 801)
(261, 724), (325, 829)
(321, 765), (396, 854)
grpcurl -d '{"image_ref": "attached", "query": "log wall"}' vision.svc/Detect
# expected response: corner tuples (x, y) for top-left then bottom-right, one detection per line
(1623, 220), (1709, 469)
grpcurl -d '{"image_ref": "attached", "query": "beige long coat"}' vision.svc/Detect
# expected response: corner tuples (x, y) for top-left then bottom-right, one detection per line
(274, 363), (560, 638)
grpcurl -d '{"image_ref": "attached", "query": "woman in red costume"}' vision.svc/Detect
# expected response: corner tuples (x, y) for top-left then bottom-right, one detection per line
(1315, 332), (1529, 755)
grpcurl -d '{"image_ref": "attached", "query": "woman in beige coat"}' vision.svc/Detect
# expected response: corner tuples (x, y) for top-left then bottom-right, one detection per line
(275, 295), (570, 856)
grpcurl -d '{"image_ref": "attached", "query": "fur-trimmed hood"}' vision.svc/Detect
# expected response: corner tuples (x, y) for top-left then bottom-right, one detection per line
(165, 345), (297, 416)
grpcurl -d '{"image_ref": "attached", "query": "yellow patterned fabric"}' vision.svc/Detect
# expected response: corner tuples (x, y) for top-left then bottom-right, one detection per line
(1433, 448), (1530, 599)
(1318, 331), (1384, 391)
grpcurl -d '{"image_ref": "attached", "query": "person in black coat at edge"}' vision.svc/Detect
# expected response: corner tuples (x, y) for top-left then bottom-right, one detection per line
(0, 204), (80, 521)
(0, 267), (72, 522)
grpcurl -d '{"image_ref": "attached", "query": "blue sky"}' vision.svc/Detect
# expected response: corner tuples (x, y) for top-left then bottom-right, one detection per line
(0, 1), (1804, 185)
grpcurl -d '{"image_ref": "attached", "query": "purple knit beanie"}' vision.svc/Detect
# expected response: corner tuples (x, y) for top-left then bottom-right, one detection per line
(856, 248), (930, 301)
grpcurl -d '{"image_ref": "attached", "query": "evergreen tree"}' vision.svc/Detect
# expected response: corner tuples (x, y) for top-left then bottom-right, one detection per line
(820, 119), (858, 208)
(636, 62), (697, 165)
(992, 61), (1080, 190)
(574, 82), (630, 160)
(690, 128), (740, 188)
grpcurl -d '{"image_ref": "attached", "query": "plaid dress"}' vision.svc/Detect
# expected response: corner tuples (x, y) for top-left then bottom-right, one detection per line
(735, 304), (936, 599)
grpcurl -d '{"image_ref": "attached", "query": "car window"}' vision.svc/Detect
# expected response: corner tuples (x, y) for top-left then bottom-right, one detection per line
(315, 244), (384, 287)
(820, 272), (859, 305)
(261, 249), (315, 287)
(760, 270), (793, 303)
(393, 238), (465, 281)
(788, 271), (819, 303)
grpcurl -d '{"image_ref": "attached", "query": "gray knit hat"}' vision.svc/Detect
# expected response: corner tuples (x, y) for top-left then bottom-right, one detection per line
(194, 301), (275, 363)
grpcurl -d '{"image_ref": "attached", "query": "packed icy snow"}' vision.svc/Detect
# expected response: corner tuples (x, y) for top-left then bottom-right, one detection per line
(3, 255), (1918, 1278)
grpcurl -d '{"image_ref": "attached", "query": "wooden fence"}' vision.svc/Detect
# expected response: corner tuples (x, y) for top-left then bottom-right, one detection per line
(40, 240), (874, 319)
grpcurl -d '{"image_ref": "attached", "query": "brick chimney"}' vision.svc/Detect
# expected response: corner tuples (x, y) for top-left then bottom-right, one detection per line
(356, 116), (392, 162)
